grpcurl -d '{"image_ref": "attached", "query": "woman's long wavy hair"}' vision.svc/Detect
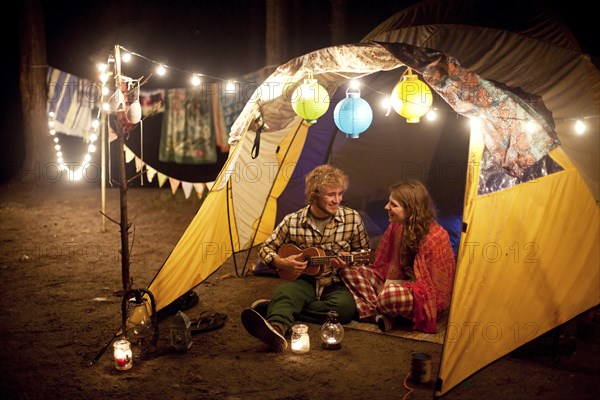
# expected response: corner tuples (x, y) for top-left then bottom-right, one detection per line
(390, 180), (436, 266)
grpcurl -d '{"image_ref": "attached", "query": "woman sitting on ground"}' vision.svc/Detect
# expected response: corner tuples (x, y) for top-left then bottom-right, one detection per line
(339, 180), (456, 333)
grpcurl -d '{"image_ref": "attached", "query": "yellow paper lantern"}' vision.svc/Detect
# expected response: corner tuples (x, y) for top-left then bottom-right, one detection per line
(291, 75), (330, 123)
(391, 69), (433, 123)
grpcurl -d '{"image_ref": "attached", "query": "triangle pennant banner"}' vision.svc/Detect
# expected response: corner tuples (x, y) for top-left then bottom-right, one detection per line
(181, 182), (193, 199)
(193, 182), (205, 199)
(146, 166), (157, 183)
(134, 156), (144, 173)
(157, 172), (168, 188)
(169, 177), (181, 194)
(124, 146), (135, 163)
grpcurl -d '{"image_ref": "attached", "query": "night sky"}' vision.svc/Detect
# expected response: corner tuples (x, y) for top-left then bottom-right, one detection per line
(4, 0), (597, 183)
(40, 0), (598, 82)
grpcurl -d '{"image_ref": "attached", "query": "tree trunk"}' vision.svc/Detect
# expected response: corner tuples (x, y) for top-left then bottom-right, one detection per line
(330, 0), (347, 46)
(265, 0), (287, 67)
(19, 0), (52, 184)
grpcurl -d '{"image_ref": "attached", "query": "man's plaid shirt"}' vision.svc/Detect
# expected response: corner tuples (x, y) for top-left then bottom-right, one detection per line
(259, 205), (370, 293)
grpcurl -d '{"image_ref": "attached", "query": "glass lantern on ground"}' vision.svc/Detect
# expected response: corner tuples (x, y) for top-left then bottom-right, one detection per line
(122, 289), (159, 359)
(169, 311), (193, 352)
(321, 309), (344, 350)
(291, 324), (310, 354)
(113, 339), (133, 370)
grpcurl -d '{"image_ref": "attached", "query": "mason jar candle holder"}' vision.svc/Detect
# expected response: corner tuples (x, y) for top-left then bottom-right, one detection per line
(290, 324), (310, 354)
(113, 339), (133, 370)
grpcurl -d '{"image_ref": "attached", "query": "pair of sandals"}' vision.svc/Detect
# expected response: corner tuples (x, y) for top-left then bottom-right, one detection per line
(191, 311), (228, 334)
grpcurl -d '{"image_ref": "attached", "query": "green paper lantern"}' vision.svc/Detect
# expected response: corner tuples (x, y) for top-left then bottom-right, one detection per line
(291, 78), (330, 123)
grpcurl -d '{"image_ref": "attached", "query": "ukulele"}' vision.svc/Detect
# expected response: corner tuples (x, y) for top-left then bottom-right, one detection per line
(276, 243), (371, 281)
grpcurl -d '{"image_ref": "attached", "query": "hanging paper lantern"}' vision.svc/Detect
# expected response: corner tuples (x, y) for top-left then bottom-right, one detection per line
(391, 69), (433, 123)
(291, 75), (330, 123)
(127, 101), (142, 124)
(333, 89), (373, 138)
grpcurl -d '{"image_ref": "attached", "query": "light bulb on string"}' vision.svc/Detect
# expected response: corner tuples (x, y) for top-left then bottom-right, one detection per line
(382, 95), (392, 116)
(156, 64), (166, 76)
(349, 79), (360, 90)
(525, 119), (539, 133)
(225, 80), (236, 92)
(575, 119), (586, 135)
(469, 117), (482, 130)
(425, 109), (438, 121)
(191, 74), (201, 86)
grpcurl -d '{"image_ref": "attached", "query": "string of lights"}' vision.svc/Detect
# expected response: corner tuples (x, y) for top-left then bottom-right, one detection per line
(46, 44), (596, 182)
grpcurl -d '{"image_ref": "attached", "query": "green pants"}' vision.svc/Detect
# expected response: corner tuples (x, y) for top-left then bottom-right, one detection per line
(266, 277), (356, 331)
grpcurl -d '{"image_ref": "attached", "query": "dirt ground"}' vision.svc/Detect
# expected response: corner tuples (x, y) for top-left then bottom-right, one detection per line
(0, 181), (598, 400)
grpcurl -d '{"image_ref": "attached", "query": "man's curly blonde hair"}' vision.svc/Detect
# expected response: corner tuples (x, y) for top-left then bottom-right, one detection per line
(304, 164), (349, 204)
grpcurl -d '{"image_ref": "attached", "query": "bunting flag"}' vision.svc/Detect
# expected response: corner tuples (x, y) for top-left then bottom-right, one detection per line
(157, 172), (168, 188)
(168, 177), (181, 194)
(193, 182), (205, 199)
(121, 144), (211, 198)
(181, 182), (194, 199)
(124, 146), (135, 163)
(135, 156), (144, 173)
(146, 166), (157, 183)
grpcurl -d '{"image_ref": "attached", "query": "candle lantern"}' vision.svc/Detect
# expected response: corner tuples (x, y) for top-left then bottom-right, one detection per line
(321, 309), (344, 350)
(291, 324), (310, 354)
(122, 288), (159, 359)
(113, 339), (133, 370)
(169, 311), (193, 352)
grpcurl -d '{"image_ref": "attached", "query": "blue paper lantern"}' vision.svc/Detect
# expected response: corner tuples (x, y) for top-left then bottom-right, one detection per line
(333, 89), (373, 138)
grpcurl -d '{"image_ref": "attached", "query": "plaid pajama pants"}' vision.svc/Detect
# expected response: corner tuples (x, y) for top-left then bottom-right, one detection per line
(340, 265), (413, 320)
